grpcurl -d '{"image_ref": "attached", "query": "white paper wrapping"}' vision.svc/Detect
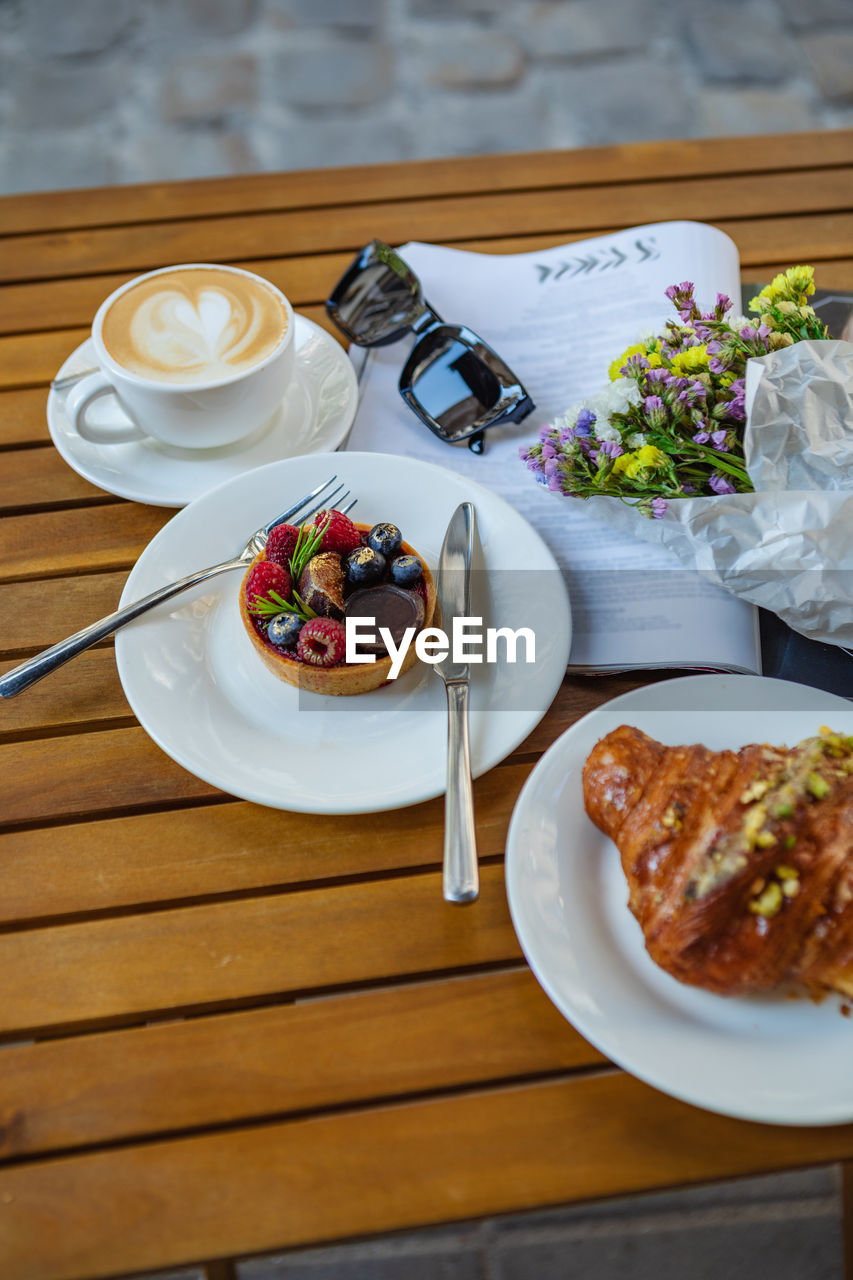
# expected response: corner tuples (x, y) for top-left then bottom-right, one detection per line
(580, 340), (853, 647)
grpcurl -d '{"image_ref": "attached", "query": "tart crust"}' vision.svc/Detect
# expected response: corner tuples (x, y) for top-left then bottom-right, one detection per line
(239, 523), (437, 696)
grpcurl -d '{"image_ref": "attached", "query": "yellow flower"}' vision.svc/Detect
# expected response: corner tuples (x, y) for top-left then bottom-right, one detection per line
(612, 445), (669, 479)
(607, 342), (664, 381)
(668, 344), (709, 376)
(749, 264), (816, 313)
(609, 343), (646, 381)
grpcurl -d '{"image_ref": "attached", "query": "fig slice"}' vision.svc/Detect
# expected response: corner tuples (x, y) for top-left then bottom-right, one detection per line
(298, 552), (345, 619)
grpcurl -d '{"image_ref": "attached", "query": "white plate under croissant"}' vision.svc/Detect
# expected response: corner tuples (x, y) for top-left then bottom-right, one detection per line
(505, 674), (853, 1126)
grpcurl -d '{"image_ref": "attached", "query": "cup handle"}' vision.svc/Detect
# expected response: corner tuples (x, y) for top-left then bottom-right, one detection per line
(65, 371), (146, 444)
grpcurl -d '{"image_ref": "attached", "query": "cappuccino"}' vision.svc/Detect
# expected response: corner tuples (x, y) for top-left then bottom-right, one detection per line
(101, 266), (288, 385)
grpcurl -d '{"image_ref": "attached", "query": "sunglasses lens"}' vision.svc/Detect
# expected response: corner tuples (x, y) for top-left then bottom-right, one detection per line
(401, 327), (532, 442)
(327, 243), (425, 346)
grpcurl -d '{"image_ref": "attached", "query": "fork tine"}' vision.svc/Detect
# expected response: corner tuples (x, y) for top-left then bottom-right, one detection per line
(268, 475), (338, 530)
(337, 497), (358, 516)
(299, 483), (347, 523)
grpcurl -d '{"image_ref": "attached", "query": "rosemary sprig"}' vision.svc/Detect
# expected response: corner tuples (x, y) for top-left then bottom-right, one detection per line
(248, 588), (318, 623)
(289, 513), (331, 582)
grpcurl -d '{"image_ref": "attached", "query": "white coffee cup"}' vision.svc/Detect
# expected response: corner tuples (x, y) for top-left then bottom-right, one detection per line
(65, 263), (295, 450)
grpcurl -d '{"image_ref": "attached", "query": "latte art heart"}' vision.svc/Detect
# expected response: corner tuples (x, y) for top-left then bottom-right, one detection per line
(101, 268), (288, 385)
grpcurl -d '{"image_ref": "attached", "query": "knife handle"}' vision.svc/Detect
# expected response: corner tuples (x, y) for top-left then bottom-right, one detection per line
(443, 679), (479, 904)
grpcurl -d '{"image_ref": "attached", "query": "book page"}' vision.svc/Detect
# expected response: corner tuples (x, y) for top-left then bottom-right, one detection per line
(344, 221), (760, 673)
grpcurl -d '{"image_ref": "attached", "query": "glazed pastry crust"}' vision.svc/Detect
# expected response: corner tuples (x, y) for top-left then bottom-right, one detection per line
(582, 725), (853, 996)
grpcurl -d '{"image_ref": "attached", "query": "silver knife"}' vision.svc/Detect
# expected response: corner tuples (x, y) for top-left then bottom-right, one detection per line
(434, 502), (478, 904)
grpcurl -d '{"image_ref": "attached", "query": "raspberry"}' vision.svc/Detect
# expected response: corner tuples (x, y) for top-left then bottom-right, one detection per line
(265, 523), (299, 568)
(313, 509), (361, 556)
(296, 617), (347, 667)
(245, 560), (291, 610)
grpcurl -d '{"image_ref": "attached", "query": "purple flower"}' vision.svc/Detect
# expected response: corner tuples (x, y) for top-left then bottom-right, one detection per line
(643, 394), (666, 427)
(664, 281), (698, 322)
(645, 367), (670, 384)
(709, 472), (736, 495)
(665, 280), (693, 302)
(559, 425), (576, 445)
(538, 424), (555, 442)
(540, 440), (557, 459)
(543, 457), (559, 477)
(727, 378), (746, 421)
(715, 292), (733, 317)
(651, 497), (668, 519)
(711, 429), (728, 451)
(575, 408), (596, 436)
(693, 430), (710, 444)
(597, 440), (624, 459)
(518, 446), (530, 461)
(681, 483), (697, 494)
(525, 457), (541, 472)
(547, 475), (563, 492)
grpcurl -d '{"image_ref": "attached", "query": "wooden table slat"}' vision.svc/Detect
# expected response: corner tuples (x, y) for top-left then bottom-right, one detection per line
(0, 504), (175, 583)
(0, 676), (633, 830)
(0, 572), (129, 656)
(0, 764), (527, 921)
(2, 131), (850, 237)
(3, 228), (853, 345)
(4, 1069), (853, 1280)
(0, 969), (600, 1161)
(0, 864), (519, 1037)
(1, 169), (850, 285)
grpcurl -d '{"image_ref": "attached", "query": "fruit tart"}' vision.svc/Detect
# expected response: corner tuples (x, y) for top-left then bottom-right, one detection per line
(239, 508), (437, 695)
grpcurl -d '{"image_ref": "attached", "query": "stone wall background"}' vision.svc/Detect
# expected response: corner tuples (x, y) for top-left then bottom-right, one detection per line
(0, 0), (852, 195)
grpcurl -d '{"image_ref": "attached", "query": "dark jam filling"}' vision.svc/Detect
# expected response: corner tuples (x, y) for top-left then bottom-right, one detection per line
(251, 550), (426, 666)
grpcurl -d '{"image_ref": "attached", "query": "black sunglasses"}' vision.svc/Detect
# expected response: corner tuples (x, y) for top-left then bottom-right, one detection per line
(326, 240), (535, 453)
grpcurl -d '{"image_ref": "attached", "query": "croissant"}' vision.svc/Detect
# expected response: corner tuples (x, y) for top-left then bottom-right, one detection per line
(582, 724), (853, 997)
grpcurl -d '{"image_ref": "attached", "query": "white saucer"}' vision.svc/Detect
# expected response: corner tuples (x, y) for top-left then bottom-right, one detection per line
(506, 674), (853, 1126)
(47, 314), (358, 508)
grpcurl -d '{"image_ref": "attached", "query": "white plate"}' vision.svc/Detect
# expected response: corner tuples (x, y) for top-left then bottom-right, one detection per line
(506, 674), (853, 1126)
(115, 451), (571, 814)
(47, 314), (358, 507)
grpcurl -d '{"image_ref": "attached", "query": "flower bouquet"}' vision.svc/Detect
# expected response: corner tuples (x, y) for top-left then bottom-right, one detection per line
(521, 268), (853, 648)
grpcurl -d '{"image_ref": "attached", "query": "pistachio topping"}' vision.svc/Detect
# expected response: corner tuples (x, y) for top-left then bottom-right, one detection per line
(740, 778), (770, 804)
(749, 881), (783, 918)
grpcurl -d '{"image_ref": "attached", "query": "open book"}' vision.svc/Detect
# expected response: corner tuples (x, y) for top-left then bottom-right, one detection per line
(344, 221), (762, 674)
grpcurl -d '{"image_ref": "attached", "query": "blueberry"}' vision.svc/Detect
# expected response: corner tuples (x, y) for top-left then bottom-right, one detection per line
(366, 522), (402, 558)
(389, 554), (423, 587)
(267, 613), (303, 649)
(345, 545), (387, 586)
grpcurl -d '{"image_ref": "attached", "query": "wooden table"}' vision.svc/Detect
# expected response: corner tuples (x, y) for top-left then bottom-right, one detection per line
(1, 130), (853, 1280)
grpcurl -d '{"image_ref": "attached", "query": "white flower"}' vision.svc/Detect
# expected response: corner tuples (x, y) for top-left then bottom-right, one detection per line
(588, 378), (640, 418)
(594, 420), (622, 443)
(553, 405), (581, 431)
(627, 432), (647, 448)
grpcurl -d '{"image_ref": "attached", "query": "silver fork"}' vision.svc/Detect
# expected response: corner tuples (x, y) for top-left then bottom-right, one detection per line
(0, 475), (355, 699)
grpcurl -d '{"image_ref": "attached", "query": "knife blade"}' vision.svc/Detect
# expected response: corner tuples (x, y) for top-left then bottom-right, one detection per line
(433, 501), (478, 904)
